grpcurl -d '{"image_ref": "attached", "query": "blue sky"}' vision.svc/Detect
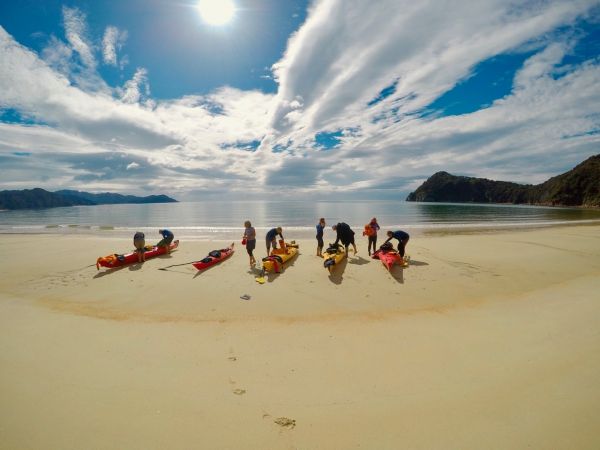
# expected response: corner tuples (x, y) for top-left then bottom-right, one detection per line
(0, 0), (599, 199)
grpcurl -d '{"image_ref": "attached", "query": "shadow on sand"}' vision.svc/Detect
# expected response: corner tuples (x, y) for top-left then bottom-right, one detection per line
(250, 252), (301, 284)
(406, 259), (429, 267)
(266, 252), (300, 283)
(389, 258), (429, 283)
(348, 255), (370, 266)
(93, 265), (127, 279)
(327, 256), (348, 285)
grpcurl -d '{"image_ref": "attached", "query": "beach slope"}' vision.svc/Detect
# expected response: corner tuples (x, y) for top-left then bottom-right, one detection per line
(1, 226), (599, 449)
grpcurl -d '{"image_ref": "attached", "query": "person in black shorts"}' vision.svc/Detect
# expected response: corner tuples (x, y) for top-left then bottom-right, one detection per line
(332, 222), (357, 257)
(133, 231), (145, 263)
(243, 220), (256, 267)
(316, 218), (325, 257)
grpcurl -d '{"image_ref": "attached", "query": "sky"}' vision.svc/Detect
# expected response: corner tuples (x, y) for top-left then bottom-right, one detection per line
(0, 0), (599, 200)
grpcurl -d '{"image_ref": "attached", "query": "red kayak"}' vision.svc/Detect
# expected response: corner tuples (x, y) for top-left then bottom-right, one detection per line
(372, 248), (406, 271)
(192, 243), (234, 271)
(96, 240), (179, 270)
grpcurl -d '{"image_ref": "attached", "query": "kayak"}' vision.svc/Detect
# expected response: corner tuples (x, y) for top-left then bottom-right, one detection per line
(193, 243), (235, 271)
(262, 240), (299, 273)
(323, 243), (345, 272)
(96, 240), (179, 270)
(372, 248), (408, 271)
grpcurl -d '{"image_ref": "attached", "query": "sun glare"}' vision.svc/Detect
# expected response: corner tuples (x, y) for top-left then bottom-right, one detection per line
(197, 0), (236, 26)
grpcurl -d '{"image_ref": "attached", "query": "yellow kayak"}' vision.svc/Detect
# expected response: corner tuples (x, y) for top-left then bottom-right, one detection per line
(323, 243), (345, 272)
(262, 240), (299, 273)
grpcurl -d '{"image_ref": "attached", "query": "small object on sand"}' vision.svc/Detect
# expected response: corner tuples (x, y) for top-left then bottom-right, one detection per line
(240, 294), (251, 300)
(233, 388), (246, 395)
(255, 268), (266, 284)
(274, 417), (296, 429)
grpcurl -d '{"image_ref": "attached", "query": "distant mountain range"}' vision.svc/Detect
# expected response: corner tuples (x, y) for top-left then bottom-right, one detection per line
(406, 154), (600, 207)
(0, 188), (177, 210)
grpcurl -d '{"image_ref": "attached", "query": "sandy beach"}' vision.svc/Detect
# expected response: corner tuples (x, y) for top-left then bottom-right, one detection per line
(1, 225), (599, 449)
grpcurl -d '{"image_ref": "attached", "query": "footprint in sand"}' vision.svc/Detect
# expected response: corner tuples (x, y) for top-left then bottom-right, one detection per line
(274, 417), (296, 429)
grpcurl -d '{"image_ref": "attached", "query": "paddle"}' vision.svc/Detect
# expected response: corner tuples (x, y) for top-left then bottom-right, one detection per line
(158, 261), (199, 270)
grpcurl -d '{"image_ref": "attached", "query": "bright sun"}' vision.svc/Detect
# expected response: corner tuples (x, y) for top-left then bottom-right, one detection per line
(197, 0), (236, 26)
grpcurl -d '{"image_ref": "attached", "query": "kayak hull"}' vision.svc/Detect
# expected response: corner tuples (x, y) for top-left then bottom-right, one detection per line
(372, 249), (407, 270)
(193, 245), (235, 271)
(97, 240), (179, 269)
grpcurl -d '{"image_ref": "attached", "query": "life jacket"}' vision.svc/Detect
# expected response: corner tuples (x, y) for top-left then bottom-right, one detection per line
(363, 224), (375, 236)
(96, 254), (120, 270)
(261, 255), (283, 273)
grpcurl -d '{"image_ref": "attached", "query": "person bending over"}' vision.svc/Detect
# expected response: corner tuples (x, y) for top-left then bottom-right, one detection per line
(265, 227), (284, 256)
(384, 230), (410, 257)
(332, 222), (357, 257)
(157, 228), (174, 254)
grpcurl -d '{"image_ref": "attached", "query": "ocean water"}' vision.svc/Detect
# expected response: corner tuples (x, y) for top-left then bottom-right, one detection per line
(1, 200), (599, 240)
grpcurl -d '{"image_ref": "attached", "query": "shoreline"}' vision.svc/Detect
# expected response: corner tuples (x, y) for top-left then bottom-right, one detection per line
(1, 225), (599, 449)
(1, 217), (600, 241)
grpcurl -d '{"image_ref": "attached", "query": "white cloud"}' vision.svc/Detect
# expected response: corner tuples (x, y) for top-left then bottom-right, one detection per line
(120, 68), (150, 104)
(41, 36), (73, 76)
(102, 26), (128, 66)
(62, 6), (96, 70)
(261, 0), (599, 192)
(126, 162), (140, 170)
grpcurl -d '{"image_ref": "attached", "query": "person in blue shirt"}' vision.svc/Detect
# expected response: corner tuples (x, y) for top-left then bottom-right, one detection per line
(316, 218), (326, 257)
(157, 229), (174, 253)
(265, 227), (283, 256)
(384, 230), (410, 257)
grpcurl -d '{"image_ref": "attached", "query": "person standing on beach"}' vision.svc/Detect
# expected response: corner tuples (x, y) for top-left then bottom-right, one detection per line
(332, 222), (357, 257)
(243, 220), (256, 267)
(316, 218), (326, 257)
(133, 231), (146, 263)
(266, 227), (284, 255)
(363, 217), (380, 256)
(157, 229), (174, 254)
(384, 230), (410, 258)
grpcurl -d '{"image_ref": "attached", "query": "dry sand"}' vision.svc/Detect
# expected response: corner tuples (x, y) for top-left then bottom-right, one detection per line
(1, 225), (599, 449)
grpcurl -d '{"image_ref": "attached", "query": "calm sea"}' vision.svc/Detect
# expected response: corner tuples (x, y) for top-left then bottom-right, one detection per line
(1, 201), (599, 240)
